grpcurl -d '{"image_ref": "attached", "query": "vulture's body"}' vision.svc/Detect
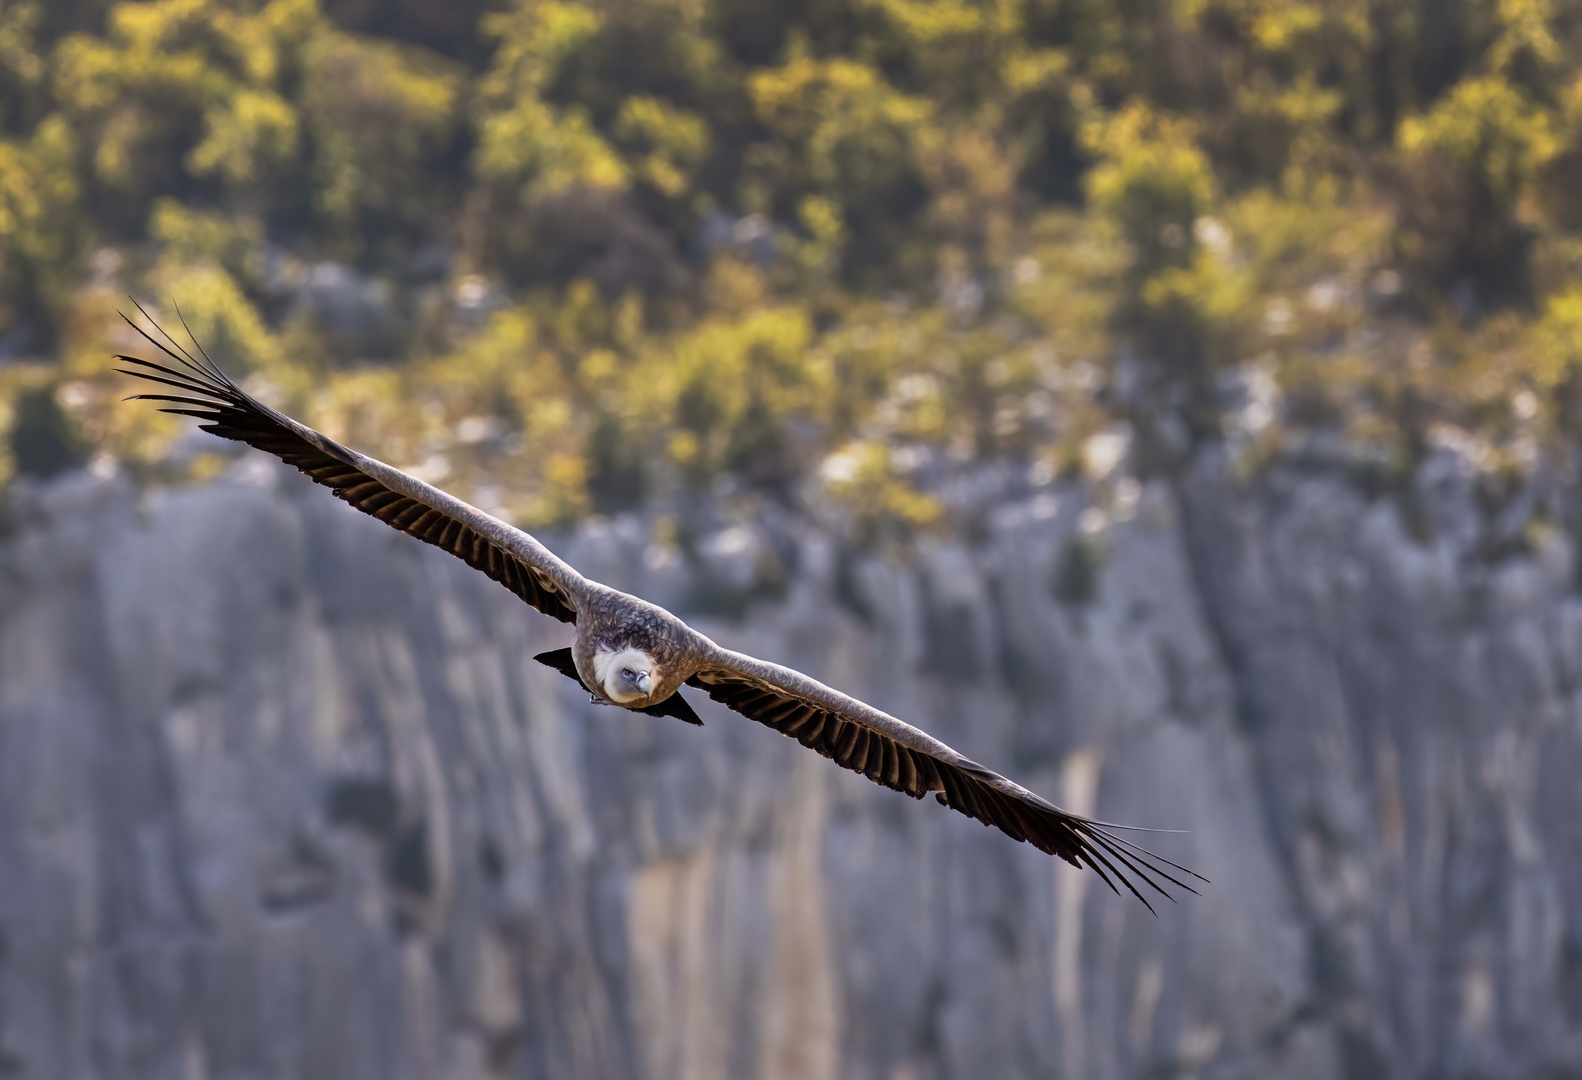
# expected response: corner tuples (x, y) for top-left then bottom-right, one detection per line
(118, 306), (1203, 911)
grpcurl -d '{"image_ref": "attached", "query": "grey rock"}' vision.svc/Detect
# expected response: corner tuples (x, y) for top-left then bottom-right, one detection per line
(291, 262), (404, 358)
(0, 449), (1577, 1078)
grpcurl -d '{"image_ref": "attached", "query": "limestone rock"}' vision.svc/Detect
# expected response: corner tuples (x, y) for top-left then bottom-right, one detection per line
(0, 451), (1576, 1078)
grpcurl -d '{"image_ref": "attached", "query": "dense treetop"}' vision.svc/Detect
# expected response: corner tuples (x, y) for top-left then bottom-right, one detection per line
(1, 0), (1579, 536)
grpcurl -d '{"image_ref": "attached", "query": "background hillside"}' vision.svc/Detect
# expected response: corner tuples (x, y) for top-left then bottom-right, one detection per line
(2, 0), (1581, 528)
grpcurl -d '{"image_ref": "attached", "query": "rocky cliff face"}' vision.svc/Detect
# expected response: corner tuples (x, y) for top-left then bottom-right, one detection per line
(1, 448), (1578, 1080)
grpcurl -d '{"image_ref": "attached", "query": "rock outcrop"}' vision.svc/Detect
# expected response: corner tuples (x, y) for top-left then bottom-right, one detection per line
(0, 447), (1577, 1079)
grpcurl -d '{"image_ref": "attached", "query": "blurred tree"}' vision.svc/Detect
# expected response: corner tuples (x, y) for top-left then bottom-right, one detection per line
(0, 0), (1573, 517)
(1398, 74), (1556, 311)
(300, 29), (462, 252)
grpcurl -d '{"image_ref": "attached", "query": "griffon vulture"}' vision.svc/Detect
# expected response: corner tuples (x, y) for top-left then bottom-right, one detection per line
(117, 306), (1201, 911)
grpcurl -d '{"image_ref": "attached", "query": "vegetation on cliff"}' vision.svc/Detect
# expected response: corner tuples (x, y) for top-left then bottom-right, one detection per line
(0, 0), (1579, 533)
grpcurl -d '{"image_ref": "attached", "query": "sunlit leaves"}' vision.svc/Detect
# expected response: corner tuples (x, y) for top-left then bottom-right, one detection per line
(0, 2), (45, 131)
(475, 98), (629, 201)
(1083, 104), (1215, 275)
(147, 259), (279, 374)
(51, 0), (316, 204)
(1527, 285), (1582, 393)
(187, 86), (297, 186)
(300, 32), (461, 236)
(475, 0), (627, 202)
(0, 115), (78, 311)
(149, 199), (265, 287)
(3, 0), (1582, 524)
(614, 97), (709, 199)
(749, 55), (932, 201)
(1399, 76), (1556, 212)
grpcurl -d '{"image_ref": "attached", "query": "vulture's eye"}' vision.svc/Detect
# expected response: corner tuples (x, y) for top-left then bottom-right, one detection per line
(622, 668), (635, 680)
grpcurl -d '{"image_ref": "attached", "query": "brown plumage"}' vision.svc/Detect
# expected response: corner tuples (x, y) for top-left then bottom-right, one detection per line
(118, 303), (1204, 912)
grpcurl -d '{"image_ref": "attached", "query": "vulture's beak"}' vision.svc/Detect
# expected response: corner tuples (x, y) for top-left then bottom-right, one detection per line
(636, 672), (653, 696)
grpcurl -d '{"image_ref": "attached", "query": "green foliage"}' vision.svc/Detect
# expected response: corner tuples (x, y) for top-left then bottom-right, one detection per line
(0, 114), (79, 321)
(1400, 77), (1556, 206)
(748, 52), (933, 265)
(1397, 75), (1557, 301)
(149, 258), (279, 372)
(149, 199), (264, 283)
(302, 31), (462, 244)
(1084, 105), (1215, 277)
(1528, 285), (1582, 428)
(0, 0), (1579, 512)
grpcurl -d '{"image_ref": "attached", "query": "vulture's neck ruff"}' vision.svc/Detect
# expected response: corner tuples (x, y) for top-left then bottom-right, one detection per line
(594, 647), (657, 703)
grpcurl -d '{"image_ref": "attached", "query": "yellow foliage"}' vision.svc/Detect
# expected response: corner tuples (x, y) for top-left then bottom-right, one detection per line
(5, 0), (1582, 514)
(187, 87), (297, 185)
(749, 54), (932, 196)
(819, 439), (941, 532)
(301, 32), (461, 232)
(475, 0), (629, 204)
(1399, 76), (1557, 209)
(1528, 286), (1582, 391)
(1141, 249), (1251, 329)
(145, 262), (281, 375)
(149, 200), (265, 284)
(1488, 0), (1562, 76)
(1083, 103), (1215, 272)
(614, 96), (709, 199)
(476, 99), (629, 201)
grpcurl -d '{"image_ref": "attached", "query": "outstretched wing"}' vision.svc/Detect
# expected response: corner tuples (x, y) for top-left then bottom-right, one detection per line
(691, 646), (1204, 911)
(117, 305), (585, 624)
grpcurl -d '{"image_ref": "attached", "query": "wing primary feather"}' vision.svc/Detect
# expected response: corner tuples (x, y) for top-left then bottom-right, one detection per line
(845, 728), (871, 773)
(895, 748), (919, 795)
(126, 393), (217, 409)
(121, 304), (220, 386)
(140, 298), (207, 370)
(779, 707), (817, 734)
(1079, 830), (1175, 895)
(1084, 831), (1198, 896)
(798, 712), (827, 742)
(1089, 831), (1209, 884)
(1072, 839), (1162, 913)
(170, 299), (235, 386)
(1072, 847), (1126, 900)
(115, 364), (217, 397)
(157, 408), (223, 419)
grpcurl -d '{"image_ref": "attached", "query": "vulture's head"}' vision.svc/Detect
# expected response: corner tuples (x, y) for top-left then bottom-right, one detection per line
(595, 647), (657, 703)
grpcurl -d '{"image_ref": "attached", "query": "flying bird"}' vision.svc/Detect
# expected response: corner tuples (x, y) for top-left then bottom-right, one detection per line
(117, 305), (1202, 911)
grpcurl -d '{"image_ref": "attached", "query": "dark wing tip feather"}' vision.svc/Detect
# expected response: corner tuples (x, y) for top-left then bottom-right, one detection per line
(119, 303), (232, 391)
(946, 758), (1200, 907)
